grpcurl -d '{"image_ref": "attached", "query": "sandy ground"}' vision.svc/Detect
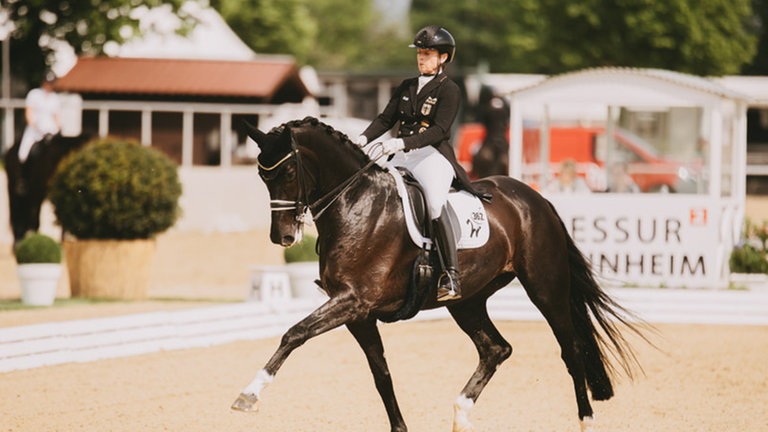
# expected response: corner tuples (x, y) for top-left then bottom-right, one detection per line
(1, 228), (767, 431)
(1, 320), (766, 431)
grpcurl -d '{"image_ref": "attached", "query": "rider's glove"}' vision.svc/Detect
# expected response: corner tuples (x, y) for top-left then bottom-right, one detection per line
(381, 138), (404, 155)
(354, 135), (368, 147)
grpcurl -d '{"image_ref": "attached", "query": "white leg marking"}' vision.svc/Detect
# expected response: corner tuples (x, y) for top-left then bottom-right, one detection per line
(580, 415), (595, 432)
(243, 368), (273, 397)
(452, 394), (475, 432)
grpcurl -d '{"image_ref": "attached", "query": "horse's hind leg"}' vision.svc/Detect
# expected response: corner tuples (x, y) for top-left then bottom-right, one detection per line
(232, 291), (367, 412)
(447, 296), (512, 432)
(520, 275), (594, 431)
(347, 319), (407, 432)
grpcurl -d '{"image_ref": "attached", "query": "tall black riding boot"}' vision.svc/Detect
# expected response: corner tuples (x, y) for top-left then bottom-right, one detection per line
(433, 210), (461, 301)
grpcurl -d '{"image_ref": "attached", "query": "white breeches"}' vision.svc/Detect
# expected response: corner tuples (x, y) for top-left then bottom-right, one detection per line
(390, 145), (454, 219)
(18, 127), (45, 163)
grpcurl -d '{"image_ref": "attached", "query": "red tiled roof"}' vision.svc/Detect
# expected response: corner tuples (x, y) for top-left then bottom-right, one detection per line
(55, 56), (308, 99)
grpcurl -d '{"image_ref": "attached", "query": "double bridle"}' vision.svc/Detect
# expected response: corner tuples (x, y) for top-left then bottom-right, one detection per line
(257, 138), (381, 222)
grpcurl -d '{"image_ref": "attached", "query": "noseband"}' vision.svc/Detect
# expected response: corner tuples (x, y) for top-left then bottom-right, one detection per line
(258, 136), (382, 222)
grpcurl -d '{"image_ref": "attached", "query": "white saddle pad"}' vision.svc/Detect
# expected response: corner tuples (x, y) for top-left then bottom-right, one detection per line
(385, 163), (490, 249)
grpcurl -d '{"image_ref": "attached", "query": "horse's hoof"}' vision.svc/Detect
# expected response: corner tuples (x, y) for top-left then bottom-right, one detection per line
(231, 393), (260, 412)
(580, 415), (595, 432)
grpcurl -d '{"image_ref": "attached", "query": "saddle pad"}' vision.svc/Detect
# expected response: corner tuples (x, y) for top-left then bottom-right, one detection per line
(385, 163), (490, 249)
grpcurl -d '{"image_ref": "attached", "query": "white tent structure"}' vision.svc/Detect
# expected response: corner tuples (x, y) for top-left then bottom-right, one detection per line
(506, 68), (751, 288)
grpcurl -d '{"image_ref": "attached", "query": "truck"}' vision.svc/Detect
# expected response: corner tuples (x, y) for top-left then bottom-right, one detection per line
(456, 123), (700, 193)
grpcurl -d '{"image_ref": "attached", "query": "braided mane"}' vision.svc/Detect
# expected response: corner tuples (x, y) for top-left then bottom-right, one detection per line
(270, 116), (368, 160)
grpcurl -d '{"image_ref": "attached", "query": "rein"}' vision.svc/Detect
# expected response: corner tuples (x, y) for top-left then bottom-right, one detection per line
(259, 138), (382, 222)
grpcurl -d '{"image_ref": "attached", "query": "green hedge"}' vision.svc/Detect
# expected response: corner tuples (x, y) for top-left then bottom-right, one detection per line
(14, 232), (62, 264)
(49, 137), (182, 240)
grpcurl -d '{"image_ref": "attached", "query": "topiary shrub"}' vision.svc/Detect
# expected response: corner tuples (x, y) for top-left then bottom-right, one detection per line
(49, 137), (182, 240)
(14, 232), (63, 264)
(283, 234), (319, 263)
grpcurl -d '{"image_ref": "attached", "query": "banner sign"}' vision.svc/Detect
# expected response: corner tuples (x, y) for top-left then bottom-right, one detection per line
(546, 195), (725, 288)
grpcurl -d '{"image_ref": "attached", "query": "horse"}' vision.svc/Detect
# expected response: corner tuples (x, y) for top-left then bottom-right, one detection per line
(232, 117), (645, 432)
(471, 136), (509, 178)
(4, 133), (91, 246)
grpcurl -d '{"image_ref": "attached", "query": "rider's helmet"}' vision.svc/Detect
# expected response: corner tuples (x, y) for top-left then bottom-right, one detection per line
(409, 25), (456, 63)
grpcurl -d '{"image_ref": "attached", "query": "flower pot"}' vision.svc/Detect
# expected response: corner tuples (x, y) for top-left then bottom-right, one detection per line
(285, 261), (323, 299)
(17, 263), (63, 306)
(64, 238), (156, 300)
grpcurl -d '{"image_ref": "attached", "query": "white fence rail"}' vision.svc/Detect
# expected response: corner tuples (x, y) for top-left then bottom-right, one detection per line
(1, 285), (766, 373)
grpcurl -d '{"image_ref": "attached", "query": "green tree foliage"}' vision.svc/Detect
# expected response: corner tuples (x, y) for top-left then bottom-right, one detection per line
(411, 0), (759, 75)
(742, 0), (768, 74)
(213, 0), (316, 64)
(410, 0), (545, 73)
(212, 0), (412, 71)
(2, 0), (193, 88)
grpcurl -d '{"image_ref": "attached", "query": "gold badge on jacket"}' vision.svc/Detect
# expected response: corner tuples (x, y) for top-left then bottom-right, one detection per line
(421, 97), (437, 115)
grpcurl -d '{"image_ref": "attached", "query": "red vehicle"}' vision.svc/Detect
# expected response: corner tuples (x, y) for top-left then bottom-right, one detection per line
(456, 123), (699, 193)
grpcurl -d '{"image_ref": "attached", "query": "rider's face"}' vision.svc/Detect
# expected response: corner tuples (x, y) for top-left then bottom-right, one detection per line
(417, 49), (446, 75)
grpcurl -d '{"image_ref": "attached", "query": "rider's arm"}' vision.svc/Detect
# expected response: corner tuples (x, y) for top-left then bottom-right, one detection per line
(361, 79), (413, 142)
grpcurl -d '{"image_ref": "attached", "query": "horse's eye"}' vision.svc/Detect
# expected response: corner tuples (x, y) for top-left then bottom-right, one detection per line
(283, 164), (296, 181)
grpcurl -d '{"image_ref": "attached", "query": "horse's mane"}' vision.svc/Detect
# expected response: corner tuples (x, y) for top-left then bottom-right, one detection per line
(269, 116), (370, 161)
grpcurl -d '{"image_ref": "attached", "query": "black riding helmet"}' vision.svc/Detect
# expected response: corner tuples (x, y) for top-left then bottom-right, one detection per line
(409, 25), (456, 63)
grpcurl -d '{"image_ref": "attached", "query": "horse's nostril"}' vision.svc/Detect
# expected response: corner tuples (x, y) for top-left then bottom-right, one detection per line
(281, 236), (295, 247)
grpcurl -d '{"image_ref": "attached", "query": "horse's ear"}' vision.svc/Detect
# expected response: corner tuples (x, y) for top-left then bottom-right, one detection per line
(240, 120), (267, 146)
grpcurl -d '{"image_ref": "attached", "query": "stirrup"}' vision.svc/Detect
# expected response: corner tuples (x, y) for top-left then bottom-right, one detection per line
(436, 272), (461, 301)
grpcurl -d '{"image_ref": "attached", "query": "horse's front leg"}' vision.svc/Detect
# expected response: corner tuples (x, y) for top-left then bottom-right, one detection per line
(347, 319), (407, 432)
(447, 296), (513, 432)
(231, 291), (367, 412)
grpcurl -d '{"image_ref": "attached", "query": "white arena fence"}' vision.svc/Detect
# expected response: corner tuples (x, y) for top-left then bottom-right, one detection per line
(1, 284), (767, 373)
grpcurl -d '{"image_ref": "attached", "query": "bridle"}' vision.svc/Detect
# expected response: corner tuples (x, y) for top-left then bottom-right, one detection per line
(257, 135), (381, 223)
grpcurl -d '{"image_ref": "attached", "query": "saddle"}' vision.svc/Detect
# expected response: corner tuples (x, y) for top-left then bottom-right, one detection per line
(389, 167), (490, 250)
(378, 166), (490, 323)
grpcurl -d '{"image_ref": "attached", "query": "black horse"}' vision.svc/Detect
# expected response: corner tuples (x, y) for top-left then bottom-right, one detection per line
(4, 133), (91, 246)
(232, 117), (645, 432)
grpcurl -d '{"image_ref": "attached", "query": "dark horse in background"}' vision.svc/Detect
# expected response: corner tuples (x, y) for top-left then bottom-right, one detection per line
(471, 85), (510, 179)
(232, 117), (646, 432)
(4, 133), (90, 246)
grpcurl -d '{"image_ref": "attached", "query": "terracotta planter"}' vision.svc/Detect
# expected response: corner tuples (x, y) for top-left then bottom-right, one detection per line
(17, 263), (63, 306)
(64, 238), (156, 300)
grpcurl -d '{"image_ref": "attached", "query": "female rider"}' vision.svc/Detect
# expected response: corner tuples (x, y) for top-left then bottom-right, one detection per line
(355, 25), (487, 301)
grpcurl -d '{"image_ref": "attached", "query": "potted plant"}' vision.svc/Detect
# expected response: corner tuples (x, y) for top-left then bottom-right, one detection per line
(283, 234), (323, 299)
(14, 232), (63, 306)
(48, 136), (182, 299)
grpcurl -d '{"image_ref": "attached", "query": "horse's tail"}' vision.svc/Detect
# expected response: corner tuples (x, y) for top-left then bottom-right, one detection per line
(563, 227), (647, 401)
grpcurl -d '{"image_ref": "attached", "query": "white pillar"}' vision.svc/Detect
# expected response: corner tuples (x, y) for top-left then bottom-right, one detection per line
(182, 110), (194, 167)
(220, 110), (232, 167)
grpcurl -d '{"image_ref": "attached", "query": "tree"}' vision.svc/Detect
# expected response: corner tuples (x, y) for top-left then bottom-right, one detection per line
(411, 0), (760, 76)
(212, 0), (411, 71)
(410, 0), (545, 73)
(742, 0), (768, 74)
(213, 0), (316, 65)
(2, 0), (193, 90)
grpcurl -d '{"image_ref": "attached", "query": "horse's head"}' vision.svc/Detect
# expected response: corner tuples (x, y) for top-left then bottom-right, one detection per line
(244, 117), (373, 247)
(242, 120), (307, 246)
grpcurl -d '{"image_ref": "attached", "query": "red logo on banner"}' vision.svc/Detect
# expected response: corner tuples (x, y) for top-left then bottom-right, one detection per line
(689, 208), (708, 226)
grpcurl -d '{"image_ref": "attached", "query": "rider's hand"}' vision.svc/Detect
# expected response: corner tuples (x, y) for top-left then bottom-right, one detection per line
(354, 135), (367, 147)
(381, 138), (404, 155)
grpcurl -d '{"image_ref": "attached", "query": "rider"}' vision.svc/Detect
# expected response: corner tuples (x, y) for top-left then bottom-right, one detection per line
(355, 25), (487, 301)
(19, 73), (62, 164)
